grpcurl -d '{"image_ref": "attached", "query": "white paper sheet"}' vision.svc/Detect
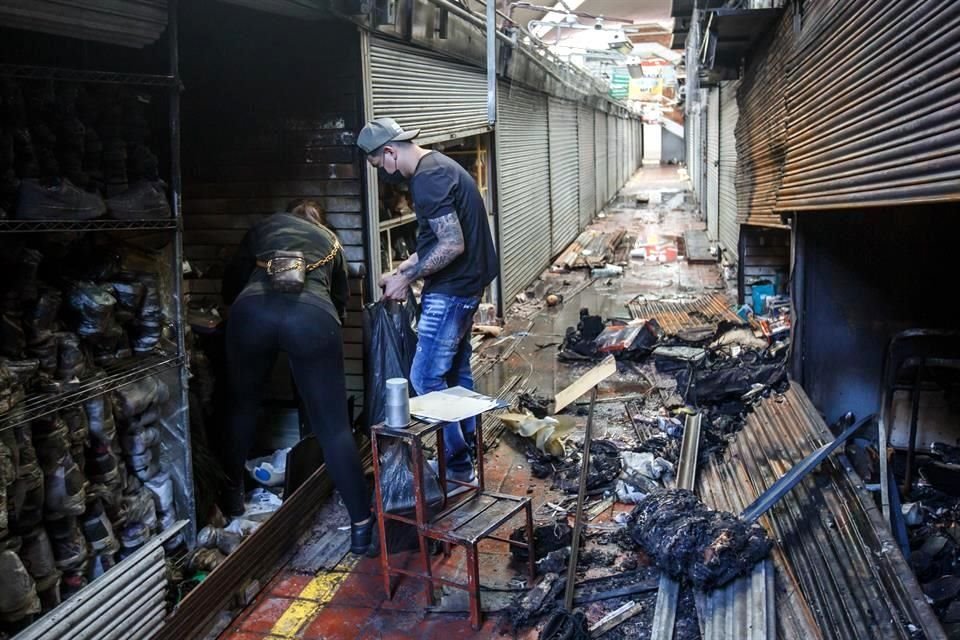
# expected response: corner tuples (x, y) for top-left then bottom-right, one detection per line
(408, 386), (502, 422)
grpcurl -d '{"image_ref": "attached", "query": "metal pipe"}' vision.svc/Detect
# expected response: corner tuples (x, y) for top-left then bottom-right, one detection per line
(486, 0), (496, 125)
(563, 386), (598, 611)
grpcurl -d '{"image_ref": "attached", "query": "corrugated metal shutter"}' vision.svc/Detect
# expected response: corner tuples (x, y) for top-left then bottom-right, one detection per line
(578, 106), (596, 229)
(595, 112), (608, 210)
(719, 80), (740, 260)
(497, 83), (551, 302)
(777, 0), (960, 210)
(548, 98), (580, 254)
(370, 37), (490, 145)
(735, 9), (793, 227)
(19, 524), (183, 640)
(0, 0), (167, 48)
(606, 113), (617, 198)
(706, 87), (720, 241)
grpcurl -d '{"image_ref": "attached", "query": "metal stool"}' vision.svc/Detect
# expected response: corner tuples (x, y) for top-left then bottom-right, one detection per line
(370, 416), (536, 629)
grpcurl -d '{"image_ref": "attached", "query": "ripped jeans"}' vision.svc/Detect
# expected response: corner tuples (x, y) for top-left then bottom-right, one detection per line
(409, 292), (481, 472)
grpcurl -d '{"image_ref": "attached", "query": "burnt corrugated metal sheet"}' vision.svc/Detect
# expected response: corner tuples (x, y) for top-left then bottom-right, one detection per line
(698, 385), (945, 640)
(547, 98), (580, 255)
(734, 5), (792, 227)
(627, 292), (744, 333)
(776, 0), (960, 209)
(497, 83), (551, 302)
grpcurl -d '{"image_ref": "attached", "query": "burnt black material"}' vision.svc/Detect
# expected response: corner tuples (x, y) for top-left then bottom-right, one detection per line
(510, 522), (573, 563)
(630, 489), (772, 590)
(556, 440), (622, 494)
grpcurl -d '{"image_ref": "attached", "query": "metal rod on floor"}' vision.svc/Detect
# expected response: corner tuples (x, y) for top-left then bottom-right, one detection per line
(563, 386), (598, 611)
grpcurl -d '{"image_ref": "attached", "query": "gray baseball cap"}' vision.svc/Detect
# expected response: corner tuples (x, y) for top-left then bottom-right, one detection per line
(357, 117), (420, 154)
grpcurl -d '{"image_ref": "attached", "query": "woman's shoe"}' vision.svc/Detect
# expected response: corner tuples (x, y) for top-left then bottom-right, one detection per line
(350, 517), (376, 555)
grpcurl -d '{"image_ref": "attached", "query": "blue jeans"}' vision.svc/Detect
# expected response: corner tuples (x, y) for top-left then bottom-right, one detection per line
(410, 293), (481, 472)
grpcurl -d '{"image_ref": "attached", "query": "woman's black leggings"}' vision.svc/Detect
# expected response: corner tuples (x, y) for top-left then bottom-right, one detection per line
(224, 294), (370, 523)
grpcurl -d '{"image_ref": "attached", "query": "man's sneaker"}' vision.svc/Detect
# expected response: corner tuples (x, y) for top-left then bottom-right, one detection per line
(59, 571), (87, 600)
(144, 470), (174, 513)
(0, 550), (41, 622)
(106, 180), (171, 219)
(428, 460), (478, 497)
(47, 517), (89, 571)
(19, 528), (60, 592)
(119, 521), (150, 558)
(81, 501), (119, 554)
(85, 440), (120, 485)
(15, 178), (106, 220)
(122, 426), (159, 455)
(42, 450), (87, 519)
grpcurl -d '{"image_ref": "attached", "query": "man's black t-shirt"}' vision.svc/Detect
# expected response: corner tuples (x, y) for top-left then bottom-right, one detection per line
(409, 152), (499, 296)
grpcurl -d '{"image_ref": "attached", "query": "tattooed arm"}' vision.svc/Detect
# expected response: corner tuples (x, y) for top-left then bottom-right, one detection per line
(382, 213), (464, 300)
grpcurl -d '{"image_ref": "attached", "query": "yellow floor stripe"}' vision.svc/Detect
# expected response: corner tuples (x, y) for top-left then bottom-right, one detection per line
(268, 554), (360, 639)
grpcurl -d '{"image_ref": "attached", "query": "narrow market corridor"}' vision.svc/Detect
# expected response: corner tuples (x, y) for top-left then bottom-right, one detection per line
(215, 166), (728, 640)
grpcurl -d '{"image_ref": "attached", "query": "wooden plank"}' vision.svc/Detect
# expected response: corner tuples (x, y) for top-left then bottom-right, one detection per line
(431, 495), (497, 534)
(552, 355), (617, 414)
(683, 229), (716, 264)
(589, 600), (644, 635)
(454, 498), (524, 543)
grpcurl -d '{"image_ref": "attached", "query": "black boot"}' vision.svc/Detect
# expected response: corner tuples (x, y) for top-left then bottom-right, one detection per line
(350, 517), (378, 556)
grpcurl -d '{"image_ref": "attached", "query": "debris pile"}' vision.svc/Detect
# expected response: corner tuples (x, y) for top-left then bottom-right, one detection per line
(629, 489), (772, 590)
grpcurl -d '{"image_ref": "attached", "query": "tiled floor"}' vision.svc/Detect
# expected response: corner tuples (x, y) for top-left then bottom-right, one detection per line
(218, 167), (724, 639)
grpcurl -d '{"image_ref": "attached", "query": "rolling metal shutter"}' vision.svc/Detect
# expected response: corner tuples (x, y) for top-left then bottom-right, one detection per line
(778, 0), (960, 210)
(706, 87), (720, 241)
(595, 112), (608, 209)
(578, 105), (596, 229)
(0, 0), (168, 48)
(735, 10), (793, 227)
(606, 113), (617, 199)
(497, 83), (551, 302)
(369, 37), (490, 145)
(719, 80), (741, 260)
(548, 98), (580, 254)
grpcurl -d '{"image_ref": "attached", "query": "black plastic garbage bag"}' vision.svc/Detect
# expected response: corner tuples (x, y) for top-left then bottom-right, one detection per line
(363, 294), (418, 428)
(378, 439), (443, 514)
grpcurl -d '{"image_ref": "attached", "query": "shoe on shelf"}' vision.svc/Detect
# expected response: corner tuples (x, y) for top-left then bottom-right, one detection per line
(122, 426), (160, 456)
(16, 177), (106, 221)
(0, 550), (41, 623)
(144, 470), (174, 513)
(47, 517), (90, 572)
(85, 440), (120, 485)
(19, 528), (60, 592)
(106, 180), (171, 219)
(427, 459), (478, 497)
(42, 451), (87, 519)
(81, 501), (120, 554)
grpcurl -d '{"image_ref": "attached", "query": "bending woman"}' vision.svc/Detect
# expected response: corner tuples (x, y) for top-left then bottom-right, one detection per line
(221, 200), (375, 555)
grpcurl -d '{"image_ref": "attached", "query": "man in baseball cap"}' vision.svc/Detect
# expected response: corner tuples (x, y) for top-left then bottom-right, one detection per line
(357, 116), (499, 495)
(356, 117), (420, 154)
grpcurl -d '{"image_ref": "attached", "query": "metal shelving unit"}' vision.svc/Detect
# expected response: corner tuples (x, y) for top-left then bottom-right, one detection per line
(0, 218), (179, 233)
(0, 63), (177, 87)
(0, 0), (194, 545)
(0, 354), (183, 431)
